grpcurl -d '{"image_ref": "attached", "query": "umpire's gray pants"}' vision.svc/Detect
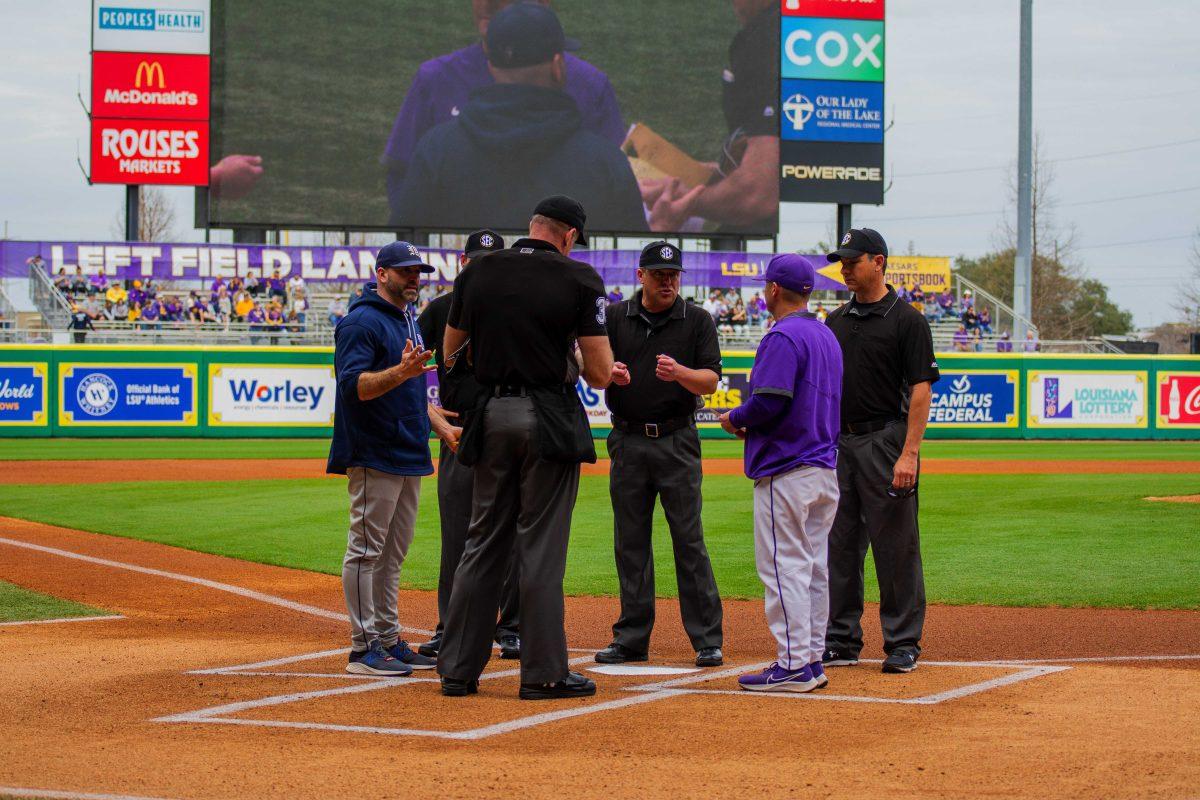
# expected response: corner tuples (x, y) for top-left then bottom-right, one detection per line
(437, 397), (579, 685)
(607, 426), (723, 653)
(825, 421), (926, 656)
(342, 467), (420, 651)
(435, 441), (519, 640)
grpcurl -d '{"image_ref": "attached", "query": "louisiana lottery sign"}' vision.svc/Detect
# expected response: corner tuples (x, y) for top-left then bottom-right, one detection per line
(1028, 371), (1148, 429)
(0, 365), (49, 426)
(1158, 372), (1200, 428)
(208, 365), (335, 426)
(90, 118), (209, 185)
(59, 363), (197, 426)
(92, 52), (209, 120)
(929, 371), (1018, 428)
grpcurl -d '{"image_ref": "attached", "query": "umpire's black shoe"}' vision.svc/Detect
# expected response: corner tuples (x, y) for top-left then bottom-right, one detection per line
(418, 634), (441, 658)
(821, 647), (859, 667)
(882, 650), (919, 674)
(595, 643), (648, 664)
(440, 676), (478, 697)
(695, 647), (724, 667)
(519, 671), (597, 701)
(497, 634), (520, 660)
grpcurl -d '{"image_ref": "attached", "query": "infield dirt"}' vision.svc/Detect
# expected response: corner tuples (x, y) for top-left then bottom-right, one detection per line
(1, 517), (1198, 799)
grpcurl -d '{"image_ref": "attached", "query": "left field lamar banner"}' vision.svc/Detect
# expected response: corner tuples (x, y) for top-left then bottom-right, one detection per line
(59, 363), (198, 426)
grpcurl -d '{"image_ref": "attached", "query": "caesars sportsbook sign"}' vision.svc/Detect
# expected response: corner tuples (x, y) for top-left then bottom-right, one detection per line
(779, 0), (886, 205)
(90, 1), (211, 186)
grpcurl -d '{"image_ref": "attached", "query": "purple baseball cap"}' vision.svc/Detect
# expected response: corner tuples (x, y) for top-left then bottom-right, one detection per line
(754, 254), (815, 295)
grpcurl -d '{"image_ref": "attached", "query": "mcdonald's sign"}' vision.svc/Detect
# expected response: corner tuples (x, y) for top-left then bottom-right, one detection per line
(91, 51), (209, 120)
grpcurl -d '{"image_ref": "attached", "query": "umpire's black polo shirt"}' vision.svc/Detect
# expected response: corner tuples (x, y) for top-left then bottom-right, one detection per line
(825, 285), (941, 427)
(605, 290), (722, 423)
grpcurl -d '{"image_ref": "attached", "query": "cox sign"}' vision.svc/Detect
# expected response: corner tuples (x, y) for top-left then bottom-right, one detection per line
(781, 17), (884, 82)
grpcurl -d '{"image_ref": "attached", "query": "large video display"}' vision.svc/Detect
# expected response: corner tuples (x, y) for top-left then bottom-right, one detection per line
(207, 0), (781, 235)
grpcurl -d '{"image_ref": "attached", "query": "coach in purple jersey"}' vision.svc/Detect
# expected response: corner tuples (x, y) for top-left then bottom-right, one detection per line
(719, 254), (843, 693)
(383, 0), (625, 218)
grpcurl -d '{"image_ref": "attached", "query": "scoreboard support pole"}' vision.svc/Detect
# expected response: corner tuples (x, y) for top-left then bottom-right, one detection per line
(125, 185), (140, 242)
(836, 204), (852, 241)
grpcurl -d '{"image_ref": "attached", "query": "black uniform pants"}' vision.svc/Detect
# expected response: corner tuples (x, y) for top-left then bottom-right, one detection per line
(826, 421), (926, 656)
(434, 440), (519, 641)
(438, 397), (579, 685)
(607, 426), (723, 653)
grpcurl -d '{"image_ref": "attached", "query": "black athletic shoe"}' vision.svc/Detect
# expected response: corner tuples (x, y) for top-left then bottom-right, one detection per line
(387, 640), (437, 670)
(497, 634), (520, 660)
(695, 647), (724, 667)
(417, 634), (441, 658)
(882, 650), (919, 674)
(594, 643), (648, 664)
(519, 671), (597, 700)
(821, 647), (859, 667)
(440, 676), (478, 697)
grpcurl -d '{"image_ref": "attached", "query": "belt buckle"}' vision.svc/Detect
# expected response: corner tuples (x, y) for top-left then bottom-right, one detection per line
(644, 423), (659, 438)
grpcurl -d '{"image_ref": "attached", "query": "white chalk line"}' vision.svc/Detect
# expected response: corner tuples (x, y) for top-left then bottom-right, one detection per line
(0, 614), (125, 628)
(0, 786), (178, 800)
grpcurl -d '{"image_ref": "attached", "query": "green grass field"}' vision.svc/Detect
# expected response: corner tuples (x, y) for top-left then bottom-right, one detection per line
(0, 463), (1196, 609)
(0, 580), (107, 623)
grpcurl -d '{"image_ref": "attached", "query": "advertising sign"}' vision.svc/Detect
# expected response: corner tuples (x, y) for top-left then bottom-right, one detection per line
(780, 141), (885, 205)
(92, 0), (211, 55)
(91, 52), (210, 120)
(208, 364), (336, 426)
(781, 17), (885, 82)
(59, 363), (198, 426)
(781, 0), (885, 21)
(929, 371), (1018, 428)
(1157, 372), (1200, 428)
(0, 365), (49, 426)
(574, 370), (751, 431)
(1028, 371), (1148, 428)
(819, 255), (952, 293)
(781, 79), (884, 143)
(90, 118), (209, 186)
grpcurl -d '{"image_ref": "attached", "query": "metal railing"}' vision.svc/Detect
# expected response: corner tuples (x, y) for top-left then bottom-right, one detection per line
(952, 272), (1038, 341)
(27, 262), (72, 330)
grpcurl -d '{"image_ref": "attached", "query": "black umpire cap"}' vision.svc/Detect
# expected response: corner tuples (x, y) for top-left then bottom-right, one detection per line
(486, 2), (580, 69)
(639, 241), (685, 271)
(534, 194), (588, 245)
(827, 228), (889, 262)
(464, 229), (504, 259)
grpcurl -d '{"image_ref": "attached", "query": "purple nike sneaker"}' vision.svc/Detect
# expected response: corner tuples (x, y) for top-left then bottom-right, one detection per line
(737, 663), (819, 693)
(809, 661), (828, 689)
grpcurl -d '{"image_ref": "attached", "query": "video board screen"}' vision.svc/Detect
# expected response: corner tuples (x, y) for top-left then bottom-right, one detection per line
(207, 0), (781, 236)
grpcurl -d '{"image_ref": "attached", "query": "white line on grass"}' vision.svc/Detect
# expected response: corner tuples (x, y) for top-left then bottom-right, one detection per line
(0, 614), (124, 627)
(0, 786), (178, 800)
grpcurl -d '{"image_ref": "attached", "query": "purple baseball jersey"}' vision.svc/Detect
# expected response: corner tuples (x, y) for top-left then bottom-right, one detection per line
(382, 41), (626, 173)
(731, 312), (843, 479)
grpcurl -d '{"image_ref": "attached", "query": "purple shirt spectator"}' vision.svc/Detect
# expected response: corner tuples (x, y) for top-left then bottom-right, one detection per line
(89, 273), (108, 291)
(729, 312), (843, 480)
(938, 290), (954, 310)
(246, 307), (266, 325)
(141, 302), (160, 322)
(128, 288), (146, 308)
(267, 276), (286, 294)
(953, 327), (969, 349)
(382, 41), (625, 211)
(163, 300), (182, 320)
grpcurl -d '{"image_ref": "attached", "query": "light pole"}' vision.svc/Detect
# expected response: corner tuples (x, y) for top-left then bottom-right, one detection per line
(1013, 0), (1034, 338)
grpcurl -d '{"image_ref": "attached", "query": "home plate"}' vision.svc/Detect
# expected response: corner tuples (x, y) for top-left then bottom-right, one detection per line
(587, 665), (702, 676)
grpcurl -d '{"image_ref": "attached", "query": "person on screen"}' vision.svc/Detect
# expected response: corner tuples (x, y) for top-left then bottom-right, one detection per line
(641, 0), (779, 233)
(393, 3), (647, 234)
(383, 0), (625, 222)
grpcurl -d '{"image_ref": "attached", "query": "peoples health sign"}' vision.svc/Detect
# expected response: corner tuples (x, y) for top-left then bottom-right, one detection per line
(1028, 371), (1148, 429)
(93, 0), (211, 55)
(928, 371), (1018, 428)
(208, 365), (335, 426)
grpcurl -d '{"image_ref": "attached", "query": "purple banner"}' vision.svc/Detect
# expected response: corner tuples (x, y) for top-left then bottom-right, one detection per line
(1, 240), (844, 291)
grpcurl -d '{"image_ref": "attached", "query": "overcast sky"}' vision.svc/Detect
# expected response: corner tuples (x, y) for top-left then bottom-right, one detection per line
(1, 1), (1198, 327)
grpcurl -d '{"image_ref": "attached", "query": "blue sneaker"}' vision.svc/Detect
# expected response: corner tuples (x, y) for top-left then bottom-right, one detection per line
(387, 640), (437, 670)
(737, 663), (819, 693)
(346, 639), (413, 677)
(809, 661), (828, 689)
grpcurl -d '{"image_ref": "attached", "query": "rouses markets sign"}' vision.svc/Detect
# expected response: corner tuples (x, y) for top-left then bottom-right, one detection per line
(928, 371), (1018, 428)
(1028, 371), (1148, 429)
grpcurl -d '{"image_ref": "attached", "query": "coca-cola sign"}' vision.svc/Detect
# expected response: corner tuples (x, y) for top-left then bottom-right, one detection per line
(1158, 373), (1200, 427)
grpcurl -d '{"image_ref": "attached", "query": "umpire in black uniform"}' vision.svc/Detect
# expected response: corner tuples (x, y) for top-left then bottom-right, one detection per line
(823, 229), (940, 674)
(416, 229), (520, 661)
(438, 195), (614, 700)
(595, 242), (725, 668)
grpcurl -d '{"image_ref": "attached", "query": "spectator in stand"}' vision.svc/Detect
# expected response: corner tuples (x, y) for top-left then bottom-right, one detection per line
(114, 298), (129, 321)
(83, 294), (103, 320)
(754, 293), (768, 327)
(246, 301), (266, 345)
(229, 274), (244, 297)
(53, 267), (71, 293)
(897, 284), (912, 303)
(978, 307), (993, 334)
(67, 304), (95, 343)
(215, 288), (233, 325)
(952, 324), (969, 352)
(267, 270), (287, 302)
(814, 304), (828, 324)
(128, 280), (146, 309)
(287, 273), (306, 301)
(350, 286), (365, 307)
(142, 277), (158, 299)
(102, 301), (117, 321)
(937, 288), (956, 319)
(1023, 330), (1040, 352)
(702, 291), (720, 320)
(234, 290), (255, 320)
(328, 295), (348, 327)
(910, 295), (925, 318)
(962, 306), (979, 331)
(716, 298), (733, 334)
(162, 295), (183, 322)
(747, 292), (763, 327)
(265, 301), (286, 335)
(911, 284), (925, 305)
(996, 331), (1013, 352)
(210, 276), (227, 301)
(731, 298), (747, 328)
(960, 289), (974, 312)
(105, 281), (127, 305)
(290, 289), (309, 330)
(70, 267), (88, 296)
(607, 286), (624, 304)
(245, 272), (261, 297)
(971, 327), (983, 352)
(127, 300), (141, 323)
(140, 299), (162, 330)
(88, 271), (107, 296)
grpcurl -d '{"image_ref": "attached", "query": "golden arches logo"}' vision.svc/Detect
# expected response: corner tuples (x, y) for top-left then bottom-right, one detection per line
(134, 61), (165, 89)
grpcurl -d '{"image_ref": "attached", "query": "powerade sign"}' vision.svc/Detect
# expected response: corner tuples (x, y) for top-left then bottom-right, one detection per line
(0, 365), (48, 426)
(781, 17), (884, 82)
(781, 78), (884, 143)
(59, 364), (197, 426)
(97, 7), (205, 32)
(928, 371), (1018, 428)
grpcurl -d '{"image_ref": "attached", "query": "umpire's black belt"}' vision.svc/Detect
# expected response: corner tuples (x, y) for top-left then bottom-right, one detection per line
(842, 417), (903, 436)
(610, 415), (692, 439)
(492, 384), (531, 398)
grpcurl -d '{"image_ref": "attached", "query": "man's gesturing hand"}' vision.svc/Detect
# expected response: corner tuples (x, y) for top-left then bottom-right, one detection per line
(611, 361), (631, 386)
(397, 339), (435, 381)
(655, 354), (679, 382)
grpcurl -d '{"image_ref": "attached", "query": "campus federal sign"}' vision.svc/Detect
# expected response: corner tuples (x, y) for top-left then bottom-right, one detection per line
(928, 371), (1018, 428)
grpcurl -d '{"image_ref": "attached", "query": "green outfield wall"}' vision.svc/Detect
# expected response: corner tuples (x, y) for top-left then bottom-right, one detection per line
(0, 345), (1197, 440)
